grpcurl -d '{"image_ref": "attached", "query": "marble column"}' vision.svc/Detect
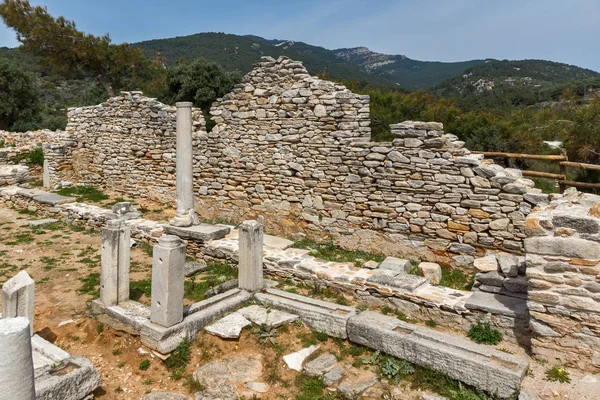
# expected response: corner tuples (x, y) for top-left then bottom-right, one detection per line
(1, 270), (35, 336)
(100, 219), (131, 306)
(170, 102), (198, 227)
(150, 235), (186, 327)
(0, 317), (36, 400)
(238, 220), (265, 292)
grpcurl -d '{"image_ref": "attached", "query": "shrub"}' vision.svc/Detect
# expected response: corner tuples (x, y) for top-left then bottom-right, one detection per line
(545, 366), (570, 383)
(467, 322), (503, 345)
(27, 148), (44, 166)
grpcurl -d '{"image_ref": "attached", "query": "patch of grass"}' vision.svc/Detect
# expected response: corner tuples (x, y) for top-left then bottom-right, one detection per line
(439, 266), (475, 290)
(296, 330), (329, 348)
(137, 242), (154, 257)
(18, 209), (36, 216)
(183, 261), (238, 302)
(426, 320), (438, 328)
(139, 360), (151, 371)
(468, 322), (503, 345)
(294, 375), (326, 400)
(112, 348), (121, 356)
(292, 238), (384, 267)
(41, 256), (58, 271)
(545, 366), (570, 383)
(184, 373), (205, 392)
(27, 148), (44, 166)
(165, 340), (191, 380)
(78, 273), (100, 297)
(55, 185), (109, 203)
(130, 279), (152, 301)
(96, 322), (105, 334)
(6, 233), (34, 245)
(36, 277), (50, 284)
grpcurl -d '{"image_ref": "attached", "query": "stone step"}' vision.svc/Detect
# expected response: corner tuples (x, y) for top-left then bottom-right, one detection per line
(255, 288), (356, 339)
(164, 223), (231, 242)
(347, 311), (529, 398)
(464, 291), (528, 319)
(28, 218), (59, 228)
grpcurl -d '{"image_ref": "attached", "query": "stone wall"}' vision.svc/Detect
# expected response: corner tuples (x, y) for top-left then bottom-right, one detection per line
(524, 189), (600, 370)
(55, 57), (549, 264)
(63, 91), (206, 201)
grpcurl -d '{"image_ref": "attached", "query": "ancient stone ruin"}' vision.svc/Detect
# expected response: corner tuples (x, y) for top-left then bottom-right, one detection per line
(0, 56), (598, 399)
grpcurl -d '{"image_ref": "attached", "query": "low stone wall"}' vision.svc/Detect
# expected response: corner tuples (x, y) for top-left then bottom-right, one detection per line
(63, 91), (206, 201)
(524, 190), (600, 370)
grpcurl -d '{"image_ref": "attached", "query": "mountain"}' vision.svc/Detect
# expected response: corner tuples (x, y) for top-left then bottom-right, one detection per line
(432, 59), (600, 109)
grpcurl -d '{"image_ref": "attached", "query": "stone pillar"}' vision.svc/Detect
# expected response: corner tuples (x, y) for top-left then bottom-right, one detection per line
(100, 219), (131, 306)
(238, 220), (264, 292)
(0, 317), (36, 400)
(42, 159), (50, 188)
(170, 102), (198, 227)
(151, 235), (185, 327)
(2, 270), (35, 336)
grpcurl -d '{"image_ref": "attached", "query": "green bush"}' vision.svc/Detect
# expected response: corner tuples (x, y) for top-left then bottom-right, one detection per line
(467, 322), (503, 345)
(27, 148), (44, 166)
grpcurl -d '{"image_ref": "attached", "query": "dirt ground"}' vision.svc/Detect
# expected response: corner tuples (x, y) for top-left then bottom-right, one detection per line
(0, 200), (598, 399)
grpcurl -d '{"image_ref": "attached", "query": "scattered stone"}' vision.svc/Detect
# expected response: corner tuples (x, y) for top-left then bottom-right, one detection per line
(337, 370), (379, 399)
(185, 260), (207, 277)
(379, 257), (411, 273)
(205, 313), (251, 339)
(244, 382), (268, 393)
(362, 260), (379, 269)
(283, 345), (320, 371)
(237, 305), (298, 328)
(58, 319), (77, 328)
(143, 393), (191, 400)
(303, 353), (337, 377)
(418, 262), (442, 285)
(27, 218), (58, 227)
(323, 367), (344, 386)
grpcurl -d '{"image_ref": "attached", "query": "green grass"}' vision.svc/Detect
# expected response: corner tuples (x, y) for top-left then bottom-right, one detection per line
(27, 148), (44, 166)
(292, 238), (384, 267)
(6, 233), (34, 245)
(78, 273), (100, 297)
(467, 322), (503, 345)
(55, 185), (109, 203)
(130, 279), (152, 301)
(165, 340), (191, 380)
(183, 261), (238, 302)
(139, 360), (151, 371)
(17, 209), (36, 216)
(439, 266), (475, 290)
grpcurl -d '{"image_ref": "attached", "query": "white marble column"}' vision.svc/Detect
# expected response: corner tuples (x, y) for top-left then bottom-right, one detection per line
(170, 102), (198, 227)
(100, 219), (131, 306)
(238, 220), (265, 292)
(2, 270), (35, 336)
(42, 159), (51, 188)
(0, 317), (36, 400)
(150, 235), (186, 327)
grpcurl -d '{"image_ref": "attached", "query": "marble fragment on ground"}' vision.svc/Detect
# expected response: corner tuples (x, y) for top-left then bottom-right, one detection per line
(204, 313), (251, 339)
(193, 356), (263, 399)
(237, 305), (298, 327)
(283, 344), (320, 371)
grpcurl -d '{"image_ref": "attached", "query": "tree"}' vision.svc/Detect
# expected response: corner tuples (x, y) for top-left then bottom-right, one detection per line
(0, 59), (39, 130)
(0, 0), (160, 97)
(163, 58), (241, 112)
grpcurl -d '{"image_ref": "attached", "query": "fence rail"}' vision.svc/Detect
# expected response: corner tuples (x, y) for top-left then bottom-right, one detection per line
(473, 151), (600, 193)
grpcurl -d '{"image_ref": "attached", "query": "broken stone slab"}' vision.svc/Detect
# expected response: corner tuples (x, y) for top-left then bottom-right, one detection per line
(33, 193), (76, 205)
(32, 334), (70, 378)
(418, 262), (442, 285)
(379, 256), (411, 273)
(255, 289), (355, 338)
(283, 344), (320, 371)
(362, 260), (379, 269)
(474, 270), (504, 287)
(143, 393), (192, 400)
(263, 234), (293, 249)
(337, 370), (379, 399)
(465, 291), (529, 318)
(205, 313), (251, 339)
(347, 311), (528, 398)
(35, 356), (101, 400)
(164, 223), (231, 242)
(28, 218), (58, 228)
(324, 367), (344, 386)
(244, 382), (268, 393)
(184, 260), (207, 277)
(193, 355), (262, 400)
(237, 305), (298, 327)
(204, 279), (239, 298)
(367, 269), (428, 292)
(304, 353), (337, 377)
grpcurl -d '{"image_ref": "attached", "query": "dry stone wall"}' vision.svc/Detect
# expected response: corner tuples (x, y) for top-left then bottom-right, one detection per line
(55, 57), (549, 264)
(63, 91), (206, 201)
(524, 189), (600, 370)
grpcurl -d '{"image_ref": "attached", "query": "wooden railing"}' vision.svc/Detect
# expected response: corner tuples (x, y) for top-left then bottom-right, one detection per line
(473, 151), (600, 193)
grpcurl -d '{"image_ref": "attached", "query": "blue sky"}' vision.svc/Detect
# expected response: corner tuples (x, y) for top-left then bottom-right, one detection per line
(1, 0), (598, 71)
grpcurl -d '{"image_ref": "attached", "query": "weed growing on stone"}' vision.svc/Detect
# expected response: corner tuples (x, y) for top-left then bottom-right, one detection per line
(292, 238), (384, 267)
(545, 366), (570, 383)
(256, 323), (278, 345)
(467, 322), (503, 345)
(56, 185), (109, 203)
